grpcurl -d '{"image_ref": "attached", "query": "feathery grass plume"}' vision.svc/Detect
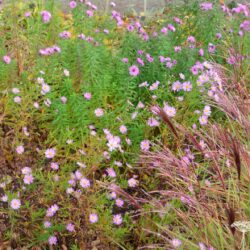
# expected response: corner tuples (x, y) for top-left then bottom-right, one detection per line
(207, 63), (250, 134)
(139, 102), (249, 248)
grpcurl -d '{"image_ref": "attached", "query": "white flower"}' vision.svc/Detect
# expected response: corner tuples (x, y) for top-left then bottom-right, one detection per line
(64, 69), (70, 76)
(41, 83), (50, 95)
(95, 108), (104, 117)
(14, 96), (21, 103)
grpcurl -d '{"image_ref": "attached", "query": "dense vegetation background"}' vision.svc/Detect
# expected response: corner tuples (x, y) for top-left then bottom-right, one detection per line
(0, 0), (249, 249)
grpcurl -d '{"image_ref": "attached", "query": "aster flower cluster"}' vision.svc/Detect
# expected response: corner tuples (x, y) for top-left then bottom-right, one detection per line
(59, 31), (71, 39)
(46, 204), (59, 217)
(104, 129), (122, 152)
(22, 167), (34, 185)
(39, 45), (61, 56)
(172, 80), (192, 92)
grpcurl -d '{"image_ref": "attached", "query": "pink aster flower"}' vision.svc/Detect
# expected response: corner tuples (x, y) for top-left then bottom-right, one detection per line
(200, 2), (213, 11)
(172, 81), (182, 92)
(45, 148), (56, 159)
(37, 77), (44, 84)
(44, 221), (52, 228)
(199, 48), (204, 56)
(89, 213), (98, 223)
(46, 204), (59, 217)
(107, 136), (121, 151)
(208, 43), (216, 53)
(95, 108), (104, 117)
(119, 125), (127, 134)
(127, 25), (134, 32)
(232, 4), (249, 17)
(23, 174), (34, 185)
(12, 88), (20, 94)
(159, 56), (166, 63)
(69, 1), (77, 9)
(137, 57), (144, 66)
(16, 145), (24, 154)
(149, 81), (159, 91)
(171, 238), (182, 248)
(109, 191), (117, 199)
(66, 223), (75, 232)
(216, 33), (222, 39)
(10, 199), (21, 210)
(199, 242), (207, 250)
(48, 235), (57, 246)
(137, 50), (144, 55)
(25, 12), (31, 18)
(187, 36), (196, 43)
(86, 10), (94, 17)
(182, 81), (192, 92)
(174, 46), (182, 53)
(115, 198), (124, 207)
(163, 104), (176, 117)
(128, 177), (138, 187)
(41, 10), (51, 23)
(146, 54), (154, 63)
(61, 96), (67, 104)
(75, 170), (82, 180)
(173, 17), (182, 24)
(14, 96), (21, 103)
(137, 101), (145, 109)
(113, 214), (122, 225)
(135, 21), (142, 29)
(140, 140), (150, 151)
(203, 105), (211, 116)
(199, 115), (208, 125)
(59, 31), (71, 39)
(191, 65), (199, 75)
(50, 162), (59, 170)
(41, 83), (50, 95)
(1, 195), (8, 202)
(80, 177), (90, 188)
(167, 23), (176, 32)
(68, 179), (76, 186)
(78, 33), (86, 40)
(84, 92), (92, 100)
(106, 168), (116, 178)
(21, 167), (32, 175)
(240, 20), (250, 32)
(122, 58), (129, 63)
(227, 56), (236, 65)
(129, 65), (140, 76)
(161, 27), (168, 34)
(3, 55), (11, 64)
(147, 117), (159, 127)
